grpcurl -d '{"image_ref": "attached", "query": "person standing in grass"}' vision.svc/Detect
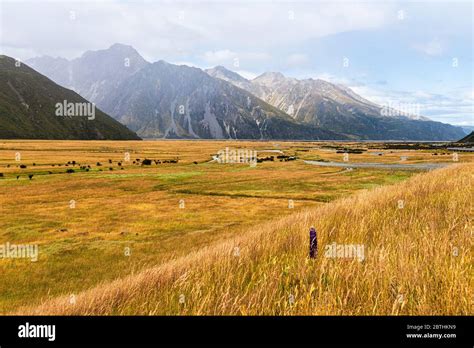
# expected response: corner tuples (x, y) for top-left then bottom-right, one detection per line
(309, 226), (317, 259)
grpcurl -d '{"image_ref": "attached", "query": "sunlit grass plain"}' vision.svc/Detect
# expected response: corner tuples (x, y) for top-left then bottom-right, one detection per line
(0, 140), (472, 314)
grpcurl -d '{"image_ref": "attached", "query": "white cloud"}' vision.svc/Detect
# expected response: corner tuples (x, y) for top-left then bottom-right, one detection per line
(465, 89), (474, 100)
(351, 85), (473, 125)
(413, 90), (434, 99)
(413, 38), (444, 56)
(200, 50), (270, 68)
(286, 53), (310, 67)
(201, 50), (236, 65)
(0, 1), (395, 62)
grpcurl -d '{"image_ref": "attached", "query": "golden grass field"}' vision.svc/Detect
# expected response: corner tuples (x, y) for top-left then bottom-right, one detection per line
(0, 140), (472, 315)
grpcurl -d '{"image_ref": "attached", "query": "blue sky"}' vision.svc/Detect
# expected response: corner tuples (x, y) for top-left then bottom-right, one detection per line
(1, 0), (473, 126)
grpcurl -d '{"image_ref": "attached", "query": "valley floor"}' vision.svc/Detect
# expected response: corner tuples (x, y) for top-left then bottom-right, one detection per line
(0, 140), (472, 315)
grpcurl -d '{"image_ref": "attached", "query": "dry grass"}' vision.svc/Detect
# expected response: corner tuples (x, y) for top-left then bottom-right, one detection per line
(17, 162), (473, 315)
(0, 140), (423, 312)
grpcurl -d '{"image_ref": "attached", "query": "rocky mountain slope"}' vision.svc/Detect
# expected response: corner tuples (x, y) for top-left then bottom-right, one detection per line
(206, 66), (465, 141)
(0, 55), (140, 140)
(100, 61), (344, 139)
(27, 44), (149, 106)
(28, 46), (344, 139)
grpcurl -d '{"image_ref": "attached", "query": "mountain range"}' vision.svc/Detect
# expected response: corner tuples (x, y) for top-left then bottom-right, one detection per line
(206, 66), (464, 140)
(20, 43), (467, 140)
(26, 45), (342, 140)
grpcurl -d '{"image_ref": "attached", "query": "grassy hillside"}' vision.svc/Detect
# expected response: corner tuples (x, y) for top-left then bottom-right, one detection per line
(1, 140), (423, 313)
(17, 162), (472, 315)
(0, 55), (140, 140)
(458, 131), (474, 143)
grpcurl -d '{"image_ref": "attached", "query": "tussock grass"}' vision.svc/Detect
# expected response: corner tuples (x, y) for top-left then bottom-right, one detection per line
(18, 163), (473, 315)
(1, 140), (422, 312)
